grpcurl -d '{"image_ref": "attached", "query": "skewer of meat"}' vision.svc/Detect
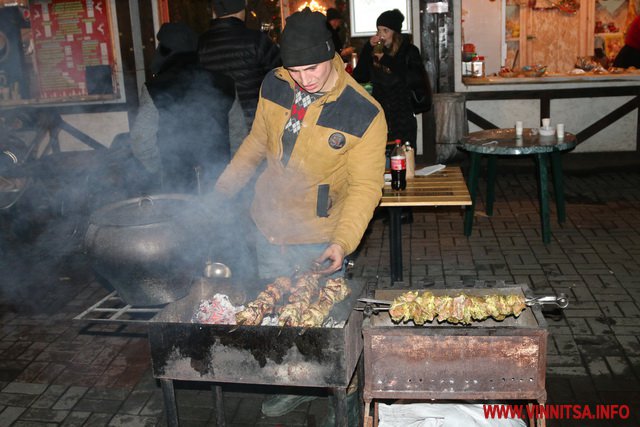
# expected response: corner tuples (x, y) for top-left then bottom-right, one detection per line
(300, 277), (351, 327)
(235, 276), (292, 325)
(389, 291), (526, 325)
(278, 273), (320, 326)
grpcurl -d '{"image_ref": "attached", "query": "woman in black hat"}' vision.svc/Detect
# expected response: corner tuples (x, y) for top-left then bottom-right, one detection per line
(353, 9), (431, 151)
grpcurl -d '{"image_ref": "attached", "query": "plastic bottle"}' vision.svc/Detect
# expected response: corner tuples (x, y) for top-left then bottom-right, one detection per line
(373, 40), (384, 54)
(390, 139), (406, 190)
(404, 142), (415, 180)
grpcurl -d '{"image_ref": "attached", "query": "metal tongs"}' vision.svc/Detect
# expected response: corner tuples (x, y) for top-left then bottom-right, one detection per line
(355, 293), (569, 317)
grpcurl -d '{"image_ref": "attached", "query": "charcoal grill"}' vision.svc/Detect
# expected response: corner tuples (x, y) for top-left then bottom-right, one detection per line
(361, 285), (548, 427)
(148, 276), (369, 427)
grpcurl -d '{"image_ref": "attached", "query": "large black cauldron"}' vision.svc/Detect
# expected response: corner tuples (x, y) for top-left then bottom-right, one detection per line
(84, 194), (212, 306)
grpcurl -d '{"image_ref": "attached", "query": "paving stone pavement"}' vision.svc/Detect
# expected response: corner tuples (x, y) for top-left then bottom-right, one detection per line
(1, 162), (639, 426)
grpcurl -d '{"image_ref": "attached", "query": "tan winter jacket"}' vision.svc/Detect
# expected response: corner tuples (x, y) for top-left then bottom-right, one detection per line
(215, 54), (387, 255)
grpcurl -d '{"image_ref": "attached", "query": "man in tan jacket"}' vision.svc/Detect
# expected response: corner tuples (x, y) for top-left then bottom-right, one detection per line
(215, 8), (386, 277)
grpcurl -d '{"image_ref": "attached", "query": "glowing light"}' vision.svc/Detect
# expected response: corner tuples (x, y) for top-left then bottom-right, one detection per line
(297, 0), (327, 14)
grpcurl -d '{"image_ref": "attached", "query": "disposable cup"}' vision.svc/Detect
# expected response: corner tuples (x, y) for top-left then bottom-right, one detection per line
(515, 121), (523, 136)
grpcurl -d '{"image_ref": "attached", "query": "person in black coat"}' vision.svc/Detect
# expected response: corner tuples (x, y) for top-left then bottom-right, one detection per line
(129, 22), (236, 195)
(198, 0), (281, 131)
(352, 9), (428, 149)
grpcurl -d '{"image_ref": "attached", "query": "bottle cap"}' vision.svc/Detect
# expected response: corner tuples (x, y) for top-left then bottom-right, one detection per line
(478, 56), (485, 60)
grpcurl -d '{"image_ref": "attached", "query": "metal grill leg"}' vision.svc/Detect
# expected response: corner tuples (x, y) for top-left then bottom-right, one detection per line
(212, 384), (225, 427)
(160, 379), (179, 427)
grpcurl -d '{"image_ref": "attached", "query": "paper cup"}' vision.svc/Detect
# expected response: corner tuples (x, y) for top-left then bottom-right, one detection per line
(515, 121), (523, 136)
(556, 123), (565, 139)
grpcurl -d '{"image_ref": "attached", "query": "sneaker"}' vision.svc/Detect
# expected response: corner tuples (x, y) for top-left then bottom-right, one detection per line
(261, 394), (317, 417)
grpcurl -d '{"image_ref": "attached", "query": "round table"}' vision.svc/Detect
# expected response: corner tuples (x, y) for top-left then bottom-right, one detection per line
(458, 128), (577, 244)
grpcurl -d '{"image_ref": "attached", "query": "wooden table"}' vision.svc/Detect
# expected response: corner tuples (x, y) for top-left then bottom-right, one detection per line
(458, 128), (577, 244)
(380, 167), (471, 283)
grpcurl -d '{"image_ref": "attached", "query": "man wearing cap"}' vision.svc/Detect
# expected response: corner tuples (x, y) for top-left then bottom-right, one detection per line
(214, 8), (386, 419)
(215, 6), (386, 280)
(199, 0), (281, 134)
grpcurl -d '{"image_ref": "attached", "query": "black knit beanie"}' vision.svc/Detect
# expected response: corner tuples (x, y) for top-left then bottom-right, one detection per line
(150, 23), (198, 74)
(376, 9), (404, 33)
(281, 8), (335, 67)
(326, 8), (342, 22)
(211, 0), (245, 16)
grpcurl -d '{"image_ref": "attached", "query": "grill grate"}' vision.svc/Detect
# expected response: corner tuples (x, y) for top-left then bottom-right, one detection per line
(73, 291), (164, 323)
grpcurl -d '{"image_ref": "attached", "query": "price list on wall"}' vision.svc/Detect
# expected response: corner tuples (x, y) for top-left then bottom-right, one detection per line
(30, 0), (115, 99)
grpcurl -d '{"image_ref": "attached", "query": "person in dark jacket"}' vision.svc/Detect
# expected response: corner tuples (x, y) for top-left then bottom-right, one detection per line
(198, 0), (281, 131)
(129, 22), (236, 194)
(326, 7), (353, 62)
(352, 9), (427, 149)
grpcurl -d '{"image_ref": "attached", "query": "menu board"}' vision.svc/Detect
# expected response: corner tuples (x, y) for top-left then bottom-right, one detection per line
(30, 0), (116, 99)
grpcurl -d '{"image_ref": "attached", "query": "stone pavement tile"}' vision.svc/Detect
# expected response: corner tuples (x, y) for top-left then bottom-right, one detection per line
(0, 406), (26, 425)
(85, 387), (130, 401)
(52, 386), (88, 410)
(0, 391), (39, 407)
(32, 363), (66, 384)
(108, 414), (158, 426)
(73, 396), (122, 414)
(118, 390), (154, 415)
(2, 381), (48, 395)
(617, 301), (640, 317)
(19, 407), (69, 422)
(82, 412), (113, 426)
(585, 317), (614, 336)
(552, 336), (580, 355)
(139, 389), (164, 417)
(604, 356), (637, 378)
(597, 301), (623, 317)
(31, 384), (68, 409)
(575, 335), (622, 357)
(547, 355), (583, 367)
(60, 410), (91, 426)
(546, 366), (588, 376)
(615, 335), (640, 356)
(566, 318), (591, 335)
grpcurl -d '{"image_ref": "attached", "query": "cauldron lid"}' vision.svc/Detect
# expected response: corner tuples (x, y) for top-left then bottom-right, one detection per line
(90, 194), (205, 227)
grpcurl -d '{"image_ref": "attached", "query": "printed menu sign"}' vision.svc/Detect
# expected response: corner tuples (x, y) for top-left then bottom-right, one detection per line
(30, 0), (115, 99)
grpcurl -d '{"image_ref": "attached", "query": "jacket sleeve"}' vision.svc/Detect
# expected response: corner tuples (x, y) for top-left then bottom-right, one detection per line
(214, 91), (269, 196)
(330, 109), (387, 255)
(129, 85), (161, 174)
(352, 42), (373, 83)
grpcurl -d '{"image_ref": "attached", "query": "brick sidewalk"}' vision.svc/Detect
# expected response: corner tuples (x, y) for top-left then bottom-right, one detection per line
(1, 168), (639, 426)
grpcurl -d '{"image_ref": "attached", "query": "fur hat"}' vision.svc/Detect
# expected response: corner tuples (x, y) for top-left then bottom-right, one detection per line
(281, 8), (335, 67)
(376, 9), (404, 33)
(211, 0), (246, 17)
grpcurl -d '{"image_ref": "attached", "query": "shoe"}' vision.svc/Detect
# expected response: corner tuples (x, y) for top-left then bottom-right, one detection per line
(261, 394), (317, 417)
(319, 392), (360, 427)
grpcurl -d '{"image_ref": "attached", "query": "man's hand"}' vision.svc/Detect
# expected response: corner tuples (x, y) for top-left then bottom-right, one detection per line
(314, 243), (345, 275)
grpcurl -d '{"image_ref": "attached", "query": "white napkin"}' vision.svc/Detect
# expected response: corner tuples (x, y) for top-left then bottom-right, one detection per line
(415, 164), (446, 177)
